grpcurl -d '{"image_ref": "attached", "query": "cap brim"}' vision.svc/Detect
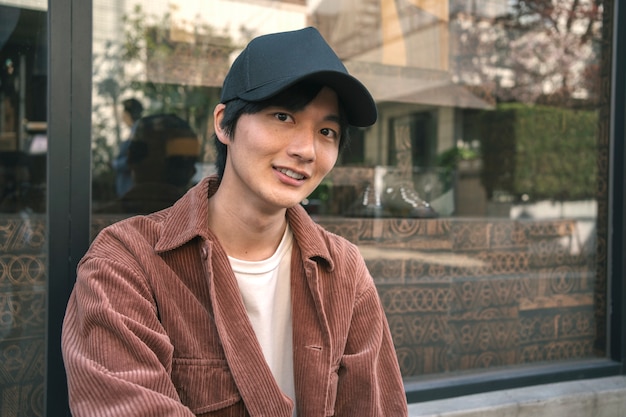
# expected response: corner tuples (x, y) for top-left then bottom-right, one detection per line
(237, 71), (377, 127)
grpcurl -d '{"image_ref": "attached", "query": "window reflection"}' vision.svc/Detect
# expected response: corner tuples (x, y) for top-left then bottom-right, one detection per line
(112, 98), (144, 197)
(91, 0), (609, 382)
(0, 3), (47, 416)
(95, 113), (199, 214)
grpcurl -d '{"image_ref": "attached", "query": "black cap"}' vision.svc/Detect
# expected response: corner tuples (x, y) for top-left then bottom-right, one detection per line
(220, 27), (377, 127)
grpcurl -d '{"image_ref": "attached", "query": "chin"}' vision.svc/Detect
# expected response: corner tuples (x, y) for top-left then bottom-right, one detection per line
(274, 196), (307, 210)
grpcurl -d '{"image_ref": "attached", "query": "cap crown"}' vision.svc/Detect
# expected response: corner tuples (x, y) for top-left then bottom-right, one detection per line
(220, 27), (377, 127)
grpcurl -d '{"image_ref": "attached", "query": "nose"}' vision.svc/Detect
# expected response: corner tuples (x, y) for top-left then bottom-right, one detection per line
(287, 128), (316, 162)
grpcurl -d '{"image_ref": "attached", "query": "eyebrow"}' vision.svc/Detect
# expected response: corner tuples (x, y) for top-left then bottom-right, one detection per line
(323, 114), (341, 125)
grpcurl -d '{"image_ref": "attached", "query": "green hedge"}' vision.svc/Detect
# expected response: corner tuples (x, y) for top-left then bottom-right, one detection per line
(465, 103), (598, 201)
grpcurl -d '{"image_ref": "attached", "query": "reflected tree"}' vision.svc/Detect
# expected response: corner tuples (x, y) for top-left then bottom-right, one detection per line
(449, 0), (604, 205)
(92, 4), (243, 200)
(451, 0), (603, 107)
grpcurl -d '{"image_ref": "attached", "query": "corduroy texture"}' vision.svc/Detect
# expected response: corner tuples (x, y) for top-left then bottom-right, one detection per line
(61, 176), (408, 416)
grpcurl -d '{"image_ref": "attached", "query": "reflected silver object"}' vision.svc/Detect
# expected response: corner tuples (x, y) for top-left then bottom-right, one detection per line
(345, 166), (438, 218)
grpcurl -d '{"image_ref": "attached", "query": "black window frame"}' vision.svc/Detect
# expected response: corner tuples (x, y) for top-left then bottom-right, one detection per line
(46, 0), (92, 415)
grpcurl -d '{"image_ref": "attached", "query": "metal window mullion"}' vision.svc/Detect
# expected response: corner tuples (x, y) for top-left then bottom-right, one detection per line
(46, 0), (92, 415)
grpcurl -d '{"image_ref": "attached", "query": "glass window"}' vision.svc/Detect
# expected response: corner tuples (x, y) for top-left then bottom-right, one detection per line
(0, 1), (48, 415)
(90, 0), (610, 384)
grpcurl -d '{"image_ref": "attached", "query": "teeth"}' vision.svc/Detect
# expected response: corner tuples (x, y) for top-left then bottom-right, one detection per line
(279, 168), (305, 180)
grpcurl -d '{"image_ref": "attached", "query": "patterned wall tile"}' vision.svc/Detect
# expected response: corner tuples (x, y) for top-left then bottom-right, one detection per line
(447, 319), (520, 353)
(0, 217), (46, 417)
(357, 216), (603, 378)
(450, 221), (491, 251)
(0, 338), (45, 417)
(0, 254), (47, 289)
(519, 339), (594, 363)
(0, 290), (46, 338)
(0, 217), (46, 253)
(490, 221), (529, 249)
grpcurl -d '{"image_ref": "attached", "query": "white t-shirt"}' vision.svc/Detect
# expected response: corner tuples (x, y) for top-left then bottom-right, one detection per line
(229, 226), (296, 413)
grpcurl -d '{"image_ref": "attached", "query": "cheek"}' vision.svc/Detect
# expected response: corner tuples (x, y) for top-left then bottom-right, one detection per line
(317, 145), (339, 173)
(236, 121), (282, 154)
(231, 125), (264, 157)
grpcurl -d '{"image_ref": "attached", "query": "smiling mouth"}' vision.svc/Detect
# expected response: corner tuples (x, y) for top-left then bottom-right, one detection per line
(277, 167), (306, 180)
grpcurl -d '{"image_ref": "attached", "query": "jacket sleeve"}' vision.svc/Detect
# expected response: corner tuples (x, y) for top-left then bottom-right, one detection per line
(61, 239), (196, 417)
(334, 257), (409, 416)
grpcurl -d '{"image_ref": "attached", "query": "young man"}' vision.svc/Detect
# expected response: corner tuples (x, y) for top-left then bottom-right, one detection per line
(62, 27), (409, 416)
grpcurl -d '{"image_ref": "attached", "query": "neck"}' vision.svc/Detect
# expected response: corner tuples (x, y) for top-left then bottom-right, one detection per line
(207, 187), (288, 261)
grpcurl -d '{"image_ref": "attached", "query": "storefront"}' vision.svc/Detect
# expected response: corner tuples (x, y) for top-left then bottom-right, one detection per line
(0, 0), (624, 415)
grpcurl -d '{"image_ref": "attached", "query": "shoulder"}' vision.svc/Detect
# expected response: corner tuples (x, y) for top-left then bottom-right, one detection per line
(86, 211), (171, 263)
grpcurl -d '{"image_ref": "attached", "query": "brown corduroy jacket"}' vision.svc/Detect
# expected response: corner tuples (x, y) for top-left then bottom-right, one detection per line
(62, 176), (408, 416)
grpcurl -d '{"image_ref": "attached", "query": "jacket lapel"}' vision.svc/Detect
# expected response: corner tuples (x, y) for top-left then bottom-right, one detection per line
(291, 244), (333, 417)
(205, 241), (294, 416)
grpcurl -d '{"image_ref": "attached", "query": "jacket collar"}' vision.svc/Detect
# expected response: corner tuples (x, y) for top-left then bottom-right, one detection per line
(154, 176), (335, 271)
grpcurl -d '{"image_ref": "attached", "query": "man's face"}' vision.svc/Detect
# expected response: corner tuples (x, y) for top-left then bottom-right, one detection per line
(214, 86), (341, 213)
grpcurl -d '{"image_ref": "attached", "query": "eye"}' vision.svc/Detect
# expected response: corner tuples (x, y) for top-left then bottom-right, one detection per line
(320, 127), (339, 140)
(274, 112), (294, 123)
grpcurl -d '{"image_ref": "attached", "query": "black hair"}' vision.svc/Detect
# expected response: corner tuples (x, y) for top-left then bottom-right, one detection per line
(214, 81), (351, 180)
(123, 98), (144, 122)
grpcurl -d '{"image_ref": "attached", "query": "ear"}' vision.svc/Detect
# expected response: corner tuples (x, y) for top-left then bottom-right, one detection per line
(213, 103), (229, 145)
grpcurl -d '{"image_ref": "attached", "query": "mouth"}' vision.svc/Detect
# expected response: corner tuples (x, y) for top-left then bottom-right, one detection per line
(276, 167), (307, 181)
